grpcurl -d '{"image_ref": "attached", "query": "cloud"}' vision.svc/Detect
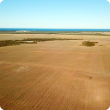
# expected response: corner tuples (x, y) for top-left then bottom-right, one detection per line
(0, 0), (3, 4)
(107, 0), (110, 3)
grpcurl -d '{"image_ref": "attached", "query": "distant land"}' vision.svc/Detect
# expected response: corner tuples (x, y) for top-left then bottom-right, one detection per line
(0, 28), (110, 32)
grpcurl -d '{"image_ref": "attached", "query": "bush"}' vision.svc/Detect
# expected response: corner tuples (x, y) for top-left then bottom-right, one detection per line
(82, 41), (96, 46)
(0, 40), (20, 47)
(23, 38), (83, 42)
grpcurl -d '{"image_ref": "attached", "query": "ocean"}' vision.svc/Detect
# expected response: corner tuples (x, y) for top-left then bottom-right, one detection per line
(0, 28), (110, 32)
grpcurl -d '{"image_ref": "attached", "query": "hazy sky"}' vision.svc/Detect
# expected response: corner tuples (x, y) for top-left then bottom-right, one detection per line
(0, 0), (110, 28)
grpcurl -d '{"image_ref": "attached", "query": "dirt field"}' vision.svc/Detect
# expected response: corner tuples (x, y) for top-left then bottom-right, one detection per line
(0, 34), (110, 110)
(0, 33), (110, 40)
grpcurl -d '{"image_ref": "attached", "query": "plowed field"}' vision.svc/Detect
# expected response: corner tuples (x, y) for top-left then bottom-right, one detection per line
(0, 36), (110, 110)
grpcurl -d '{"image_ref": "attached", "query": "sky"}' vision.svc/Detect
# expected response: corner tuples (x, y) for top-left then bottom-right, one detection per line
(0, 0), (110, 29)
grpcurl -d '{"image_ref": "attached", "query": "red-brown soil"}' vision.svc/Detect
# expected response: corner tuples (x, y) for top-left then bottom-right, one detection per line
(0, 36), (110, 110)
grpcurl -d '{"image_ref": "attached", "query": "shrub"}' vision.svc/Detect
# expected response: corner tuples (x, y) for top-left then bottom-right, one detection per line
(0, 40), (20, 47)
(82, 41), (96, 47)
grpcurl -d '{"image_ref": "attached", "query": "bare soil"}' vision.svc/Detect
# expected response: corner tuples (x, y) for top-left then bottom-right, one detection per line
(0, 34), (110, 110)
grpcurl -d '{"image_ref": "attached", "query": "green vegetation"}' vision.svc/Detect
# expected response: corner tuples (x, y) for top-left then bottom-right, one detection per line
(0, 40), (20, 47)
(0, 31), (110, 36)
(0, 40), (37, 47)
(0, 38), (83, 47)
(23, 38), (83, 42)
(82, 41), (98, 47)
